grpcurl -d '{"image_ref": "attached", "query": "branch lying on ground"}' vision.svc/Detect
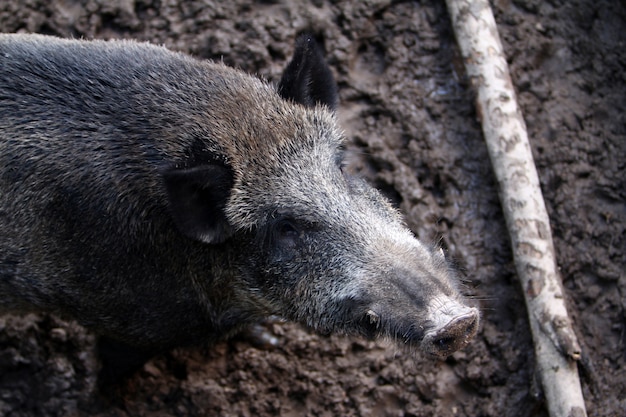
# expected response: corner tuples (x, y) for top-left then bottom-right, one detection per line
(444, 1), (587, 416)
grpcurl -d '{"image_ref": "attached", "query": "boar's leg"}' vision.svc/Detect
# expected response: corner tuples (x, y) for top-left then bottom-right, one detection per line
(96, 337), (155, 393)
(233, 320), (282, 349)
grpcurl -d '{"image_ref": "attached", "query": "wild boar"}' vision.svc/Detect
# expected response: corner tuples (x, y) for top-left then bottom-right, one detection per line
(0, 33), (478, 383)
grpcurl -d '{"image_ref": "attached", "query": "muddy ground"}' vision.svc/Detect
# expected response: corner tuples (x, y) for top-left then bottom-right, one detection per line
(0, 0), (624, 416)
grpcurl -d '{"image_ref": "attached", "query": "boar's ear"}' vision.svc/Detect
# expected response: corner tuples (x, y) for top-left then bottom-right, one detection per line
(278, 33), (338, 111)
(163, 164), (234, 244)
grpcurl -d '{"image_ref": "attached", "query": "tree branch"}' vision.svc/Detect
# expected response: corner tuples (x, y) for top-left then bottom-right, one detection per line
(444, 1), (587, 416)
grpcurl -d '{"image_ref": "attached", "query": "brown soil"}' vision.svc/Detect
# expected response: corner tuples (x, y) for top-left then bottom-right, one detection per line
(0, 1), (624, 416)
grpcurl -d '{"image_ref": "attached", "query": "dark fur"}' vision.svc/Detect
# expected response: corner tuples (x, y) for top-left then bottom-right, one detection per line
(0, 33), (478, 383)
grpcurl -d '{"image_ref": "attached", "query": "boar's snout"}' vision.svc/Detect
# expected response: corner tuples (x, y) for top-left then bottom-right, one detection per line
(421, 305), (479, 358)
(347, 256), (480, 358)
(357, 299), (479, 358)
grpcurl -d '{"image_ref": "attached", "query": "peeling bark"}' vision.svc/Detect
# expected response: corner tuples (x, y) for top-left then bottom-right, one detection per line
(444, 1), (587, 416)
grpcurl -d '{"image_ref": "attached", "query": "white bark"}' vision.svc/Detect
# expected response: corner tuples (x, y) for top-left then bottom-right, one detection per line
(444, 1), (587, 416)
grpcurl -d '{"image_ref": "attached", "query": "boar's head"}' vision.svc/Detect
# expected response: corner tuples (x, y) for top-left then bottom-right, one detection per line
(164, 34), (479, 358)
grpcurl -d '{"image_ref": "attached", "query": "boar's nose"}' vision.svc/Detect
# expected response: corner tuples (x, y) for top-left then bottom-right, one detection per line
(421, 307), (479, 358)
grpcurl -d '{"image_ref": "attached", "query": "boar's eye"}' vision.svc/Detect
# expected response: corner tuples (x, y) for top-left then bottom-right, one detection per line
(260, 214), (313, 261)
(274, 218), (301, 251)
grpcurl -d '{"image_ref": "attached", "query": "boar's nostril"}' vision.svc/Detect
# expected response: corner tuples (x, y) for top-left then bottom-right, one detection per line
(435, 336), (456, 350)
(422, 308), (479, 358)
